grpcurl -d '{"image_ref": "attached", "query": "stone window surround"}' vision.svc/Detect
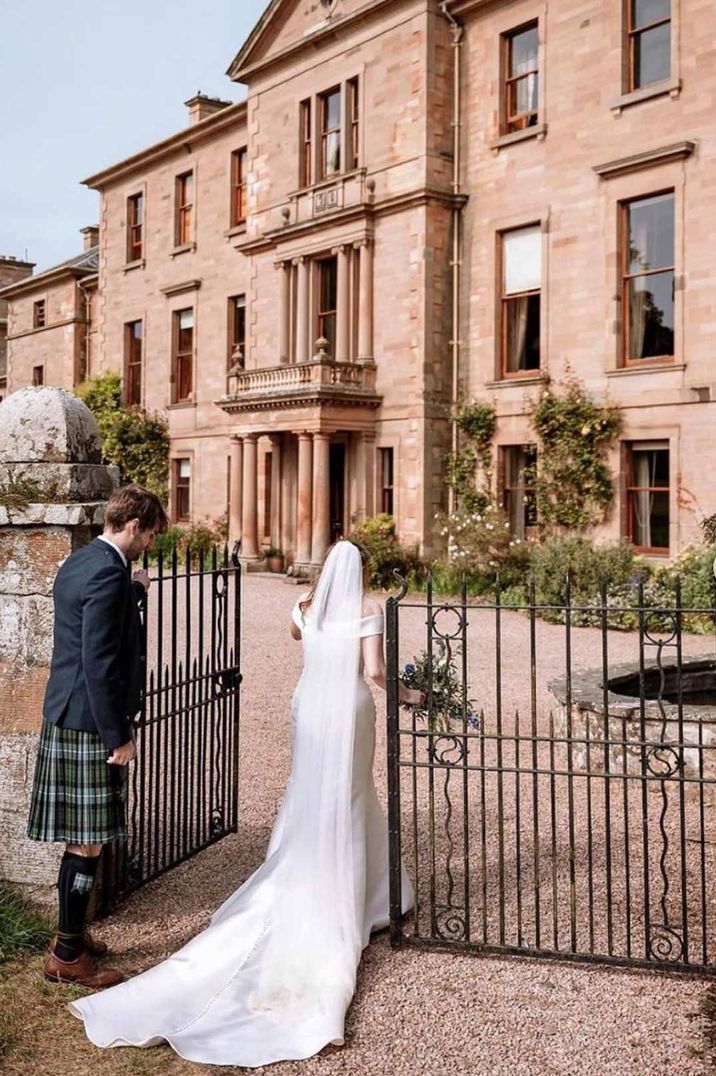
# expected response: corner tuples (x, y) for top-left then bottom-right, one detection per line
(230, 145), (248, 231)
(488, 206), (550, 385)
(618, 425), (679, 558)
(171, 450), (194, 523)
(597, 158), (686, 374)
(33, 297), (47, 329)
(227, 292), (247, 374)
(297, 71), (364, 191)
(168, 294), (198, 408)
(122, 311), (147, 409)
(612, 0), (681, 114)
(173, 162), (198, 255)
(123, 180), (147, 273)
(274, 234), (373, 366)
(490, 5), (547, 153)
(376, 439), (398, 520)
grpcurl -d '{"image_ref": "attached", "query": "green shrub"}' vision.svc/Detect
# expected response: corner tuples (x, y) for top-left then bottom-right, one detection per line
(348, 514), (423, 590)
(149, 517), (228, 564)
(643, 543), (716, 633)
(528, 536), (648, 627)
(76, 373), (170, 501)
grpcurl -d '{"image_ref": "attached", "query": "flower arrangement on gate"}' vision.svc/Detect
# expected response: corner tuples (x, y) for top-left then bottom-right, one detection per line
(400, 639), (480, 734)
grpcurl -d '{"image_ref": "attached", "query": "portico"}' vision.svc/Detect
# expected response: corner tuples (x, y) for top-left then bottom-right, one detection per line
(219, 352), (379, 572)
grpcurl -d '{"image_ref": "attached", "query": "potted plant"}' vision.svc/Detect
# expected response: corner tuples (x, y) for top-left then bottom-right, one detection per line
(262, 545), (285, 573)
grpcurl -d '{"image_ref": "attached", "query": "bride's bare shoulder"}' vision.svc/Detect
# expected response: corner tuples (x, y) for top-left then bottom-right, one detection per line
(361, 596), (383, 618)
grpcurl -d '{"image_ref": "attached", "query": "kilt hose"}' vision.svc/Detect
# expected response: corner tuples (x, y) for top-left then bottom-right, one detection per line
(27, 722), (128, 845)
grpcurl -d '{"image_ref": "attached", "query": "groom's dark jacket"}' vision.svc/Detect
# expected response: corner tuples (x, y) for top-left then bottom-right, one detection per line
(42, 537), (146, 750)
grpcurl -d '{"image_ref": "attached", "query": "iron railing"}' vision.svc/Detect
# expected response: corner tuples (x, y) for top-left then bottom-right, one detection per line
(100, 545), (241, 912)
(386, 573), (716, 975)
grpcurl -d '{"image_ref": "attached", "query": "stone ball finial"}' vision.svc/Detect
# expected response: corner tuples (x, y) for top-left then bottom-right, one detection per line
(0, 387), (101, 465)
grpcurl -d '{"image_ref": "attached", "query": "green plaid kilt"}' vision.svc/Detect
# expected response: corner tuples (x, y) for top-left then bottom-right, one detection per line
(27, 722), (128, 845)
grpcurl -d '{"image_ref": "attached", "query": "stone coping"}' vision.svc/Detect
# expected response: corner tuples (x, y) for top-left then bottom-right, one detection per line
(549, 654), (716, 725)
(0, 501), (107, 527)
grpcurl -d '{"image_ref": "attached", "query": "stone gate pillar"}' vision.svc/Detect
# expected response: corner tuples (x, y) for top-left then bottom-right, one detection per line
(0, 387), (118, 899)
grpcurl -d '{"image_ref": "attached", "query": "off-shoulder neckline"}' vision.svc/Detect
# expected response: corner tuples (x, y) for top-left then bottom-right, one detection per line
(292, 602), (383, 621)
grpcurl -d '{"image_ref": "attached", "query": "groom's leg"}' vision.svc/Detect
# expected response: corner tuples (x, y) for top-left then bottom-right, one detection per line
(54, 843), (102, 962)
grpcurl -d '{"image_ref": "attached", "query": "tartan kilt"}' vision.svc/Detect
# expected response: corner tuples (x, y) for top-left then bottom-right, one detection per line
(27, 722), (128, 845)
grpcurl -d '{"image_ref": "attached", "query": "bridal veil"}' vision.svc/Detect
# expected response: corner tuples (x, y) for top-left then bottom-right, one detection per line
(69, 539), (368, 1066)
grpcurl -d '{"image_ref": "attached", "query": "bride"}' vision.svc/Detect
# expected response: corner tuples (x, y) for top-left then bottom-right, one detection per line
(70, 539), (421, 1067)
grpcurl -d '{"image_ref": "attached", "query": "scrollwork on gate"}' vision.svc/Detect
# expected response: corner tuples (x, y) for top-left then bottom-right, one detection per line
(641, 607), (685, 964)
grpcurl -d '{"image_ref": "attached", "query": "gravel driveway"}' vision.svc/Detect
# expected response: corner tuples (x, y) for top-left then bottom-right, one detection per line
(81, 575), (711, 1075)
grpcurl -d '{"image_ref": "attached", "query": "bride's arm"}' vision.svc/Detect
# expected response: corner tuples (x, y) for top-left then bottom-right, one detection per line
(363, 634), (422, 705)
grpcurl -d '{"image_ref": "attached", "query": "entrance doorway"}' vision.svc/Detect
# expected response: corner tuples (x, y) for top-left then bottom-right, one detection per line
(329, 442), (346, 540)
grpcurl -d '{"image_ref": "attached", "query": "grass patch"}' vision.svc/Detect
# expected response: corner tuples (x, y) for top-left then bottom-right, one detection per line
(0, 886), (52, 965)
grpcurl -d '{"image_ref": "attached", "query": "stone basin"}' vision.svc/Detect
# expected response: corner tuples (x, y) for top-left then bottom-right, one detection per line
(549, 657), (716, 778)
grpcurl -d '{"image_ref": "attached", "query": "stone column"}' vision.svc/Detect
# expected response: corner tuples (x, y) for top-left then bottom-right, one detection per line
(269, 434), (282, 550)
(311, 432), (331, 565)
(277, 261), (291, 364)
(357, 239), (374, 362)
(335, 245), (351, 363)
(352, 431), (366, 523)
(280, 435), (294, 560)
(241, 434), (259, 560)
(295, 256), (310, 365)
(363, 430), (376, 518)
(0, 387), (118, 895)
(296, 432), (313, 566)
(228, 436), (243, 546)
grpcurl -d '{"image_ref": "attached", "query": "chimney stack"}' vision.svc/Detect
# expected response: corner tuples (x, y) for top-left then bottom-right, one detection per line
(184, 93), (232, 126)
(80, 226), (99, 251)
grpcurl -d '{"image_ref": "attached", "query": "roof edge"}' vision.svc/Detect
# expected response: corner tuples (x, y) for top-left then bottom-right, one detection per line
(81, 99), (247, 190)
(0, 258), (98, 300)
(226, 0), (398, 83)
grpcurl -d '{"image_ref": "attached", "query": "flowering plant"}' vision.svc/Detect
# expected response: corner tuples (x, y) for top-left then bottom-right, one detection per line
(400, 640), (480, 733)
(435, 501), (533, 589)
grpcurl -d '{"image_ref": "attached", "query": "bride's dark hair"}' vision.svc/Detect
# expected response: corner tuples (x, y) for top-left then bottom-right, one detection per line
(298, 539), (368, 617)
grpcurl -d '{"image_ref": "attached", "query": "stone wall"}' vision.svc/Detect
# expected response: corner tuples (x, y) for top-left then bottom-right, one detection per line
(0, 386), (117, 900)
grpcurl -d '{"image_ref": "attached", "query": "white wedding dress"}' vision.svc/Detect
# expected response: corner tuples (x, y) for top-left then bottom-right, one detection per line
(70, 541), (414, 1067)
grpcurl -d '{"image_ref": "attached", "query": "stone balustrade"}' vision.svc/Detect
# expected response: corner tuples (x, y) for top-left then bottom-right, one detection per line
(220, 358), (378, 413)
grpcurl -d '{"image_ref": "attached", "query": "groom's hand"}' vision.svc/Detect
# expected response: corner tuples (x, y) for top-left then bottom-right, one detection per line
(107, 739), (137, 766)
(132, 568), (151, 592)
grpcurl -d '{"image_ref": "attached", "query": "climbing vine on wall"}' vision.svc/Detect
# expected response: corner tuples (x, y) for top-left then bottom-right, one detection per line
(527, 380), (621, 531)
(77, 372), (170, 501)
(444, 401), (497, 512)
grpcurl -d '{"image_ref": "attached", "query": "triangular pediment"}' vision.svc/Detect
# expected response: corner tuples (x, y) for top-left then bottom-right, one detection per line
(227, 0), (379, 80)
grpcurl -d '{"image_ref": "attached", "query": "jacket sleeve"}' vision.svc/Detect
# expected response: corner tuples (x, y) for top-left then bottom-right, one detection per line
(130, 579), (146, 605)
(81, 564), (132, 750)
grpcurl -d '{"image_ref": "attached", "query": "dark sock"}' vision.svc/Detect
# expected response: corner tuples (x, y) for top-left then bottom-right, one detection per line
(55, 851), (100, 962)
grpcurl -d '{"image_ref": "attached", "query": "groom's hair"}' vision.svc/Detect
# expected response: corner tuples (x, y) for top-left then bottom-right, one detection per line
(105, 484), (169, 534)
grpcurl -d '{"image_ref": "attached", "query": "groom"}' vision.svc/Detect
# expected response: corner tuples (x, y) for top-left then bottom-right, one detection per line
(27, 484), (168, 987)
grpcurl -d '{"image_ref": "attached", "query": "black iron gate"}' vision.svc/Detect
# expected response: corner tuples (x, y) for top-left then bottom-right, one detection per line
(101, 545), (241, 912)
(386, 573), (716, 975)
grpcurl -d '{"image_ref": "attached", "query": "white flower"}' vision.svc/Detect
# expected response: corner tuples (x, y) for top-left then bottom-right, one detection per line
(486, 523), (493, 531)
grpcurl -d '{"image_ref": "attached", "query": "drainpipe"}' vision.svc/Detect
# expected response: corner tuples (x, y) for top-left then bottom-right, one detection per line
(440, 1), (464, 516)
(77, 279), (92, 384)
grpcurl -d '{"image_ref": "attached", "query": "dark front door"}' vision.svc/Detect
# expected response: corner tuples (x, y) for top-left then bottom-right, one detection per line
(329, 442), (346, 540)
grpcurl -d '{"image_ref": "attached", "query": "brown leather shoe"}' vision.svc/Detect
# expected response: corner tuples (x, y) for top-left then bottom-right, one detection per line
(43, 947), (124, 988)
(49, 932), (109, 960)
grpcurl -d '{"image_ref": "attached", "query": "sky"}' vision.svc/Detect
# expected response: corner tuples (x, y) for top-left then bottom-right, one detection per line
(0, 0), (268, 272)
